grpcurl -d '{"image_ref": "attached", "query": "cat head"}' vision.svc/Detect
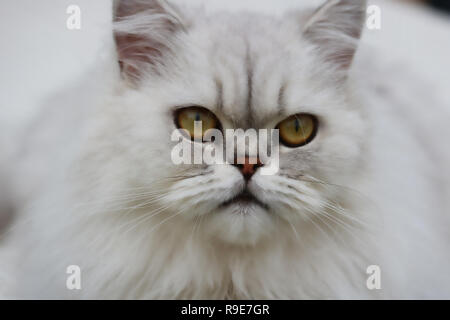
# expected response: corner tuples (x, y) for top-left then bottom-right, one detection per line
(107, 0), (368, 245)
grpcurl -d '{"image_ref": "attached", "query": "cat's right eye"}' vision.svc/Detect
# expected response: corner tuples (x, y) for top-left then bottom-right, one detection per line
(175, 107), (221, 140)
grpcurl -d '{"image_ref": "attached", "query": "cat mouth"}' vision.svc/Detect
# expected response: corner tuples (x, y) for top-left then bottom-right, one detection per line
(220, 189), (268, 210)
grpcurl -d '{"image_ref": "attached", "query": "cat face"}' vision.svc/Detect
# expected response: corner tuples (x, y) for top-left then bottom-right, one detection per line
(110, 0), (368, 245)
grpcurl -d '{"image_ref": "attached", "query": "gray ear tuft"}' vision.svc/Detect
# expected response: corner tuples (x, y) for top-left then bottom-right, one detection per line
(303, 0), (367, 70)
(113, 0), (184, 84)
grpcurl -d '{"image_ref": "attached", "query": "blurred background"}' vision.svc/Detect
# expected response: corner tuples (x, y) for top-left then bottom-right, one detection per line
(426, 0), (450, 12)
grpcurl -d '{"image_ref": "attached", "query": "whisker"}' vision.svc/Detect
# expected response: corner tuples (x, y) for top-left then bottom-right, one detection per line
(315, 209), (360, 242)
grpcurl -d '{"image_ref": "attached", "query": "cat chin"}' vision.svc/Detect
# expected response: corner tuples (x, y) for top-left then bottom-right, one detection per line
(202, 203), (275, 246)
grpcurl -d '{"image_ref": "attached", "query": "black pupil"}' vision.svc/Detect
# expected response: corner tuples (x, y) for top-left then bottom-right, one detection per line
(295, 118), (300, 132)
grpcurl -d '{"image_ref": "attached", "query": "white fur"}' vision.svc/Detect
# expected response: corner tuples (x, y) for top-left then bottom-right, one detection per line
(1, 0), (450, 299)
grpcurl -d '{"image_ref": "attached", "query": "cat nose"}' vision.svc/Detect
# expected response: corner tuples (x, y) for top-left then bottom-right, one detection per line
(233, 157), (262, 181)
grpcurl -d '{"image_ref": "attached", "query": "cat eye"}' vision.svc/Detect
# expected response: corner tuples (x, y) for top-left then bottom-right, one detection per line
(276, 114), (318, 148)
(175, 107), (221, 140)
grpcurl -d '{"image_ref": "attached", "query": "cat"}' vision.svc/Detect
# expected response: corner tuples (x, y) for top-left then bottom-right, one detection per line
(1, 0), (450, 299)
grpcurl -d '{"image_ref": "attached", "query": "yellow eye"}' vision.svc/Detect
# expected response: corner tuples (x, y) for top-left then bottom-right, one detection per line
(175, 107), (220, 140)
(277, 114), (318, 147)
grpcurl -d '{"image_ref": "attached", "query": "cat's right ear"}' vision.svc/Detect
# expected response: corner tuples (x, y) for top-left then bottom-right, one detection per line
(113, 0), (185, 84)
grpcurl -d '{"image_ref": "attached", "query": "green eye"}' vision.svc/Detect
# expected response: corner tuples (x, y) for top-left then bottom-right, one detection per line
(276, 114), (318, 147)
(175, 107), (220, 140)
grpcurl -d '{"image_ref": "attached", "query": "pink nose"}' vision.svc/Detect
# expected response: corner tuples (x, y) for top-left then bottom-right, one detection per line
(233, 157), (262, 181)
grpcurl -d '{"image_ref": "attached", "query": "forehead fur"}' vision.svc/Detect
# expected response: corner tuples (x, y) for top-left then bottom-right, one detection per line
(142, 11), (344, 127)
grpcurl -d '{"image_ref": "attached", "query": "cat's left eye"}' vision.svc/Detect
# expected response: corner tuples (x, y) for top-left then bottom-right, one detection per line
(276, 114), (318, 148)
(175, 107), (221, 140)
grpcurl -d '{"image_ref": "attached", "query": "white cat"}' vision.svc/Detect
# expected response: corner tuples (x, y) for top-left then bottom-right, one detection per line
(1, 0), (450, 299)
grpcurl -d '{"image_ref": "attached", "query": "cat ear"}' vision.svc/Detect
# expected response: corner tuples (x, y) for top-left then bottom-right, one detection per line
(113, 0), (185, 84)
(303, 0), (367, 71)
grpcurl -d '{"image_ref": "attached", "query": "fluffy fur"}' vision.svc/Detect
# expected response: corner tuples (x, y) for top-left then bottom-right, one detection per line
(1, 0), (450, 299)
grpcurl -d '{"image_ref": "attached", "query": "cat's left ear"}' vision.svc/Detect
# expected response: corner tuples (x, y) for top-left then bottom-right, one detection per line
(303, 0), (367, 71)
